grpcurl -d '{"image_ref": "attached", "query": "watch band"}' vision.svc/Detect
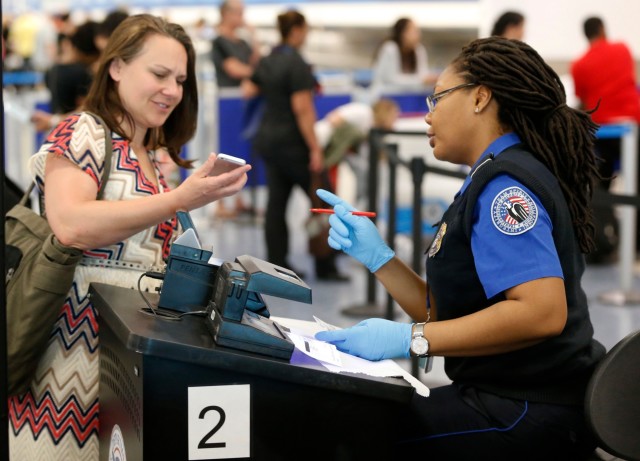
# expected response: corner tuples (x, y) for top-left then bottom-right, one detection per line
(412, 322), (427, 339)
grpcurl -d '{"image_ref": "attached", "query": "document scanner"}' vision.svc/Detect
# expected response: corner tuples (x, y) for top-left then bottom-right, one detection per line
(205, 255), (311, 360)
(157, 212), (221, 313)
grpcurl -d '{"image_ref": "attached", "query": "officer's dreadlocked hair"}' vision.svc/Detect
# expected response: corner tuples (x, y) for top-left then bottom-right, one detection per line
(452, 37), (600, 253)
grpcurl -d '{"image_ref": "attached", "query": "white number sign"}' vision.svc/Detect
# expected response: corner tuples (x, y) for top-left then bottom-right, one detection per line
(187, 385), (250, 460)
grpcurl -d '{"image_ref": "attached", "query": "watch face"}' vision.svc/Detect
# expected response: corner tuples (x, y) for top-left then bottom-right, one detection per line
(411, 337), (429, 356)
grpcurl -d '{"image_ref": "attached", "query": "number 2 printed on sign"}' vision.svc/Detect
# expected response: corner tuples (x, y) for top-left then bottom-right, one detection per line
(198, 406), (226, 449)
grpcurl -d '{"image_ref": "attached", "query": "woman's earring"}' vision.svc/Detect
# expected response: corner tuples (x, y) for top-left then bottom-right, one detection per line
(475, 107), (480, 113)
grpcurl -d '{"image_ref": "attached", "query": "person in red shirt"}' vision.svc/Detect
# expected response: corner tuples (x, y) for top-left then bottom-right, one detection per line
(571, 17), (640, 261)
(571, 17), (640, 126)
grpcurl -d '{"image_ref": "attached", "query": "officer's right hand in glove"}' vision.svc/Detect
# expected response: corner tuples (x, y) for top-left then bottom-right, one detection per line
(316, 189), (394, 273)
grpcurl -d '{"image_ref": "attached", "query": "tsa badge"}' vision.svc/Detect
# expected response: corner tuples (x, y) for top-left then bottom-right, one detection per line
(428, 222), (447, 257)
(490, 187), (538, 235)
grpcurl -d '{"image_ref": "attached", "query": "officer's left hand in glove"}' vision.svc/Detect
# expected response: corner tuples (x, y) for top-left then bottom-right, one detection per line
(315, 318), (411, 361)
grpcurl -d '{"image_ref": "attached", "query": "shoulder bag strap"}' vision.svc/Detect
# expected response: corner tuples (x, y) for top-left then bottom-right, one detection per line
(21, 112), (114, 207)
(19, 183), (35, 207)
(86, 112), (113, 200)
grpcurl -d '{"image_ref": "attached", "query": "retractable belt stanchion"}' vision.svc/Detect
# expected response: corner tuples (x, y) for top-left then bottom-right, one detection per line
(337, 126), (469, 377)
(385, 144), (399, 320)
(341, 129), (384, 317)
(339, 131), (410, 319)
(341, 129), (466, 322)
(410, 157), (427, 377)
(598, 123), (640, 305)
(340, 136), (404, 319)
(410, 157), (427, 278)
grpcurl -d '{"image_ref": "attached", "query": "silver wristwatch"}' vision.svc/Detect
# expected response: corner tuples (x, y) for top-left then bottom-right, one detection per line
(410, 322), (430, 357)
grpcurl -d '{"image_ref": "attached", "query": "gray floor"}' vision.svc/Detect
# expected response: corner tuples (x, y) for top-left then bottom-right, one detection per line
(194, 187), (640, 388)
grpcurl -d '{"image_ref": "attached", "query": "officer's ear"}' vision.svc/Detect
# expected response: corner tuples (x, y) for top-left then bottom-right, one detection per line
(474, 85), (492, 113)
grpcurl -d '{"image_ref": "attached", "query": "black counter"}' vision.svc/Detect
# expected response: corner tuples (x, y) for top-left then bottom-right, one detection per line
(90, 282), (414, 460)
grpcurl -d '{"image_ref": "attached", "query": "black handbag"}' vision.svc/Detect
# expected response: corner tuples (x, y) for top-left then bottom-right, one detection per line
(4, 113), (113, 396)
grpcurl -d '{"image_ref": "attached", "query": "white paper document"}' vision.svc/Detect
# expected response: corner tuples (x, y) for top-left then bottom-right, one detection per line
(272, 316), (430, 398)
(322, 353), (430, 398)
(287, 333), (342, 366)
(207, 255), (225, 266)
(174, 227), (202, 249)
(313, 315), (340, 331)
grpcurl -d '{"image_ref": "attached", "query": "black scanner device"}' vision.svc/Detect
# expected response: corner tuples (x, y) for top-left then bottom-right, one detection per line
(205, 255), (311, 360)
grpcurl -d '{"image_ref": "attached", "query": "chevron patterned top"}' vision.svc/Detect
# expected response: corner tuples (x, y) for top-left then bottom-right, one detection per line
(10, 112), (179, 460)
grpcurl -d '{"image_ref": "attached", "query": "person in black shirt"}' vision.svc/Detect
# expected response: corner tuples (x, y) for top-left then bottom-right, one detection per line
(211, 0), (260, 88)
(245, 10), (346, 281)
(212, 0), (259, 217)
(31, 20), (100, 132)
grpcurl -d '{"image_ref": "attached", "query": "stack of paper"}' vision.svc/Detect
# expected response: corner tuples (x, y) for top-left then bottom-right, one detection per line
(273, 316), (430, 398)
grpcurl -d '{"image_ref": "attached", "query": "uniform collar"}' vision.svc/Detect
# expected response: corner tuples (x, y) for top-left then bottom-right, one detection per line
(457, 132), (521, 196)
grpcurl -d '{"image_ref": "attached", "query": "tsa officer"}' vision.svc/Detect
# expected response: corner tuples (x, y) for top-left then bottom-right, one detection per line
(315, 37), (605, 460)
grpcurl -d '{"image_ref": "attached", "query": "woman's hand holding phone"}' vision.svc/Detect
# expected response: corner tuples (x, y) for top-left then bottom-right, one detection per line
(171, 153), (250, 212)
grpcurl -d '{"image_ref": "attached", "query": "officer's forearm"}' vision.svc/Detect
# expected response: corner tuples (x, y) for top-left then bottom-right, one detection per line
(375, 257), (431, 321)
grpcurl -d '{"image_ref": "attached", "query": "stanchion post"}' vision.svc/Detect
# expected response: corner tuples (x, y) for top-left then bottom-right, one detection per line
(598, 123), (640, 305)
(619, 124), (638, 293)
(410, 157), (427, 377)
(341, 129), (383, 317)
(410, 157), (426, 274)
(366, 130), (380, 307)
(385, 144), (398, 320)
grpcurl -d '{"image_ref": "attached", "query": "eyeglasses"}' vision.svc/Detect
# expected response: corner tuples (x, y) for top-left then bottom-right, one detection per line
(426, 82), (478, 113)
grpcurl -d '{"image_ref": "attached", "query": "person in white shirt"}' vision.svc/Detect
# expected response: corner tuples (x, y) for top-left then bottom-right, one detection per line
(315, 99), (399, 203)
(315, 100), (399, 156)
(371, 18), (438, 95)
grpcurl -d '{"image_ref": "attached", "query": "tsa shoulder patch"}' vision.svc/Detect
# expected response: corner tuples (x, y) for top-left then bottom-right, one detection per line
(490, 186), (538, 235)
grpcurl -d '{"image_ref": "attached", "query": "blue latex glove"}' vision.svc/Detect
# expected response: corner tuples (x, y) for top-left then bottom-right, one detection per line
(316, 189), (394, 272)
(315, 318), (412, 361)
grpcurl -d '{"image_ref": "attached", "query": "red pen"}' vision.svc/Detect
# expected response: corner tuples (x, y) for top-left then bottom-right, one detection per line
(310, 208), (377, 218)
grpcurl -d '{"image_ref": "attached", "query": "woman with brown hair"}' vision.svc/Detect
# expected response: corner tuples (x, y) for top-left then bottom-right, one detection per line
(371, 17), (438, 93)
(8, 14), (249, 459)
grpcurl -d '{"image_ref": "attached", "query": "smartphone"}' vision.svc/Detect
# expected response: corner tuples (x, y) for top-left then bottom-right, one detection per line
(210, 153), (247, 176)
